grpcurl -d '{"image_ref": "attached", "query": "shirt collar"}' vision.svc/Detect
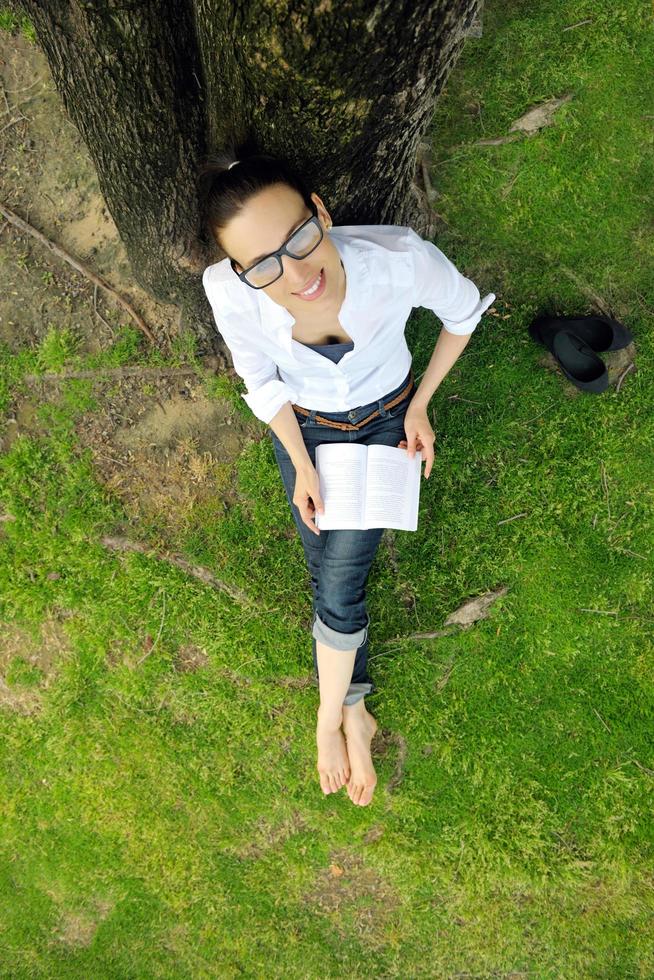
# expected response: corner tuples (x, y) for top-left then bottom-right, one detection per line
(254, 231), (370, 353)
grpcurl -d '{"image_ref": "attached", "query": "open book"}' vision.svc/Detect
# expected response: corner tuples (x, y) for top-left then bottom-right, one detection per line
(315, 443), (424, 531)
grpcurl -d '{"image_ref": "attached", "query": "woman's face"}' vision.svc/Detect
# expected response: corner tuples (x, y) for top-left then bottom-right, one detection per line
(219, 183), (345, 317)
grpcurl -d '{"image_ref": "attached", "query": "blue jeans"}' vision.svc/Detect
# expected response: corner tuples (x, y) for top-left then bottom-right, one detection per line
(270, 369), (416, 705)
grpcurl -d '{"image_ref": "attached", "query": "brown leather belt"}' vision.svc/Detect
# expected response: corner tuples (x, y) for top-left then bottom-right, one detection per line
(292, 370), (415, 432)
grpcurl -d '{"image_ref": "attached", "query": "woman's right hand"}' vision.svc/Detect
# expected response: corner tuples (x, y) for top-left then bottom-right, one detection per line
(293, 462), (324, 536)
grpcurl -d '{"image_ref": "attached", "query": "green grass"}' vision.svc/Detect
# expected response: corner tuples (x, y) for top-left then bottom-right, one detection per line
(0, 6), (35, 42)
(1, 0), (653, 976)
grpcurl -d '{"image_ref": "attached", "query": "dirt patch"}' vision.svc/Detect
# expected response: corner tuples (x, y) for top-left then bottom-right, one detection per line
(0, 394), (50, 452)
(52, 911), (98, 949)
(48, 898), (114, 950)
(0, 616), (72, 715)
(0, 675), (42, 716)
(303, 847), (401, 947)
(371, 728), (408, 793)
(231, 809), (309, 860)
(173, 642), (209, 673)
(0, 616), (68, 675)
(65, 191), (117, 258)
(71, 371), (258, 529)
(1, 367), (260, 534)
(113, 388), (241, 457)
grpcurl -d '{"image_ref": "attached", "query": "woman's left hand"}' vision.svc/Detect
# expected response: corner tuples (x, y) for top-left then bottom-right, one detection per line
(397, 404), (435, 479)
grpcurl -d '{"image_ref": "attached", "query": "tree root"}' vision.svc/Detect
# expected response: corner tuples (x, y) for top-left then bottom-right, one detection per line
(100, 534), (252, 606)
(0, 200), (156, 344)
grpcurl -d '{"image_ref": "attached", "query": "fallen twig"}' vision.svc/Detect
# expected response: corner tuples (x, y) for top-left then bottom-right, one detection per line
(612, 547), (647, 560)
(631, 759), (654, 778)
(24, 365), (207, 383)
(436, 657), (456, 692)
(600, 460), (611, 521)
(615, 361), (635, 393)
(100, 535), (252, 606)
(446, 394), (483, 404)
(497, 512), (528, 525)
(578, 608), (619, 615)
(0, 115), (26, 136)
(520, 401), (557, 424)
(93, 282), (114, 335)
(472, 133), (523, 147)
(0, 201), (156, 344)
(562, 18), (592, 31)
(136, 590), (167, 666)
(592, 706), (611, 734)
(5, 76), (47, 94)
(384, 627), (457, 644)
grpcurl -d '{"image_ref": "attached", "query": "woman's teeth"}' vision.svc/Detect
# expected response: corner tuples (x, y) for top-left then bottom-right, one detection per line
(298, 270), (322, 296)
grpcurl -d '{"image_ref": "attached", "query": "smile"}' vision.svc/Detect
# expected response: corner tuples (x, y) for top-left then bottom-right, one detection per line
(293, 268), (326, 300)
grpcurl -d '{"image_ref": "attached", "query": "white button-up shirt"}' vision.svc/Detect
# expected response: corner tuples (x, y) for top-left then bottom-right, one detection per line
(202, 224), (496, 424)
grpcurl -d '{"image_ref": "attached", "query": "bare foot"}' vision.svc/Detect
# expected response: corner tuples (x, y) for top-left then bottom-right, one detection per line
(316, 710), (351, 794)
(342, 700), (378, 806)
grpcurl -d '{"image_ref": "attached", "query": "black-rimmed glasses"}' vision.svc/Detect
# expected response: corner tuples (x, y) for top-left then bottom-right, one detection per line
(229, 200), (324, 289)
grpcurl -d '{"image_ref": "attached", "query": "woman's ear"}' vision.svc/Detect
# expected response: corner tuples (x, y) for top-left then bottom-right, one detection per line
(311, 193), (330, 226)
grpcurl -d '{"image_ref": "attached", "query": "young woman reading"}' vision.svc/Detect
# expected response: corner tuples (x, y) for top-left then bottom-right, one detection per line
(199, 152), (495, 806)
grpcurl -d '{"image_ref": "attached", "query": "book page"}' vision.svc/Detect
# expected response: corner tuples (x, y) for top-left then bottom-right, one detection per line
(363, 445), (423, 531)
(315, 443), (367, 529)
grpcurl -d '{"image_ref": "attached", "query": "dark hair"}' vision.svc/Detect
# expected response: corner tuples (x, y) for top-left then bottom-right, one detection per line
(197, 145), (314, 257)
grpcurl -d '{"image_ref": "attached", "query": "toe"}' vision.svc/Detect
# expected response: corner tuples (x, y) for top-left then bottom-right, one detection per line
(358, 782), (376, 806)
(319, 772), (332, 795)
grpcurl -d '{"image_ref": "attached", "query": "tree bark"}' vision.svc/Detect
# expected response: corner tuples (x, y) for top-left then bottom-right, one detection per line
(17, 0), (482, 355)
(195, 0), (481, 231)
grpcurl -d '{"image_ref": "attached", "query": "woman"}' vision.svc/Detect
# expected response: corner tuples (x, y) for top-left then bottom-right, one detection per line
(199, 151), (495, 807)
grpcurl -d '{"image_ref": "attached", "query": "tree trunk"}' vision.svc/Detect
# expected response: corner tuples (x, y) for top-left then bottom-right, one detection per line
(18, 0), (482, 355)
(196, 0), (480, 231)
(19, 0), (216, 347)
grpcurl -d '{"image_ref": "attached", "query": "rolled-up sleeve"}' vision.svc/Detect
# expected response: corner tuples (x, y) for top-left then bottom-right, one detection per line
(203, 271), (298, 424)
(226, 336), (299, 424)
(406, 227), (495, 335)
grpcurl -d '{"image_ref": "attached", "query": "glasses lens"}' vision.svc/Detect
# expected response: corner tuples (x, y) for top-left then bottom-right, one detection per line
(286, 221), (322, 258)
(246, 255), (282, 288)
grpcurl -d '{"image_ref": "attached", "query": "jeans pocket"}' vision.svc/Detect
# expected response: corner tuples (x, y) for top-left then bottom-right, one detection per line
(293, 410), (312, 429)
(387, 380), (417, 418)
(387, 394), (412, 419)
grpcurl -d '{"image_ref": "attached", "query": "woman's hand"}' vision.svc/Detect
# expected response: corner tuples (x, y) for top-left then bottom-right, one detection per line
(398, 403), (435, 479)
(293, 462), (324, 535)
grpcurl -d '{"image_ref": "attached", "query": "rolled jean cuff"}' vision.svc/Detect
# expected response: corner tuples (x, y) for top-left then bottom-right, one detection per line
(343, 682), (373, 706)
(312, 611), (369, 651)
